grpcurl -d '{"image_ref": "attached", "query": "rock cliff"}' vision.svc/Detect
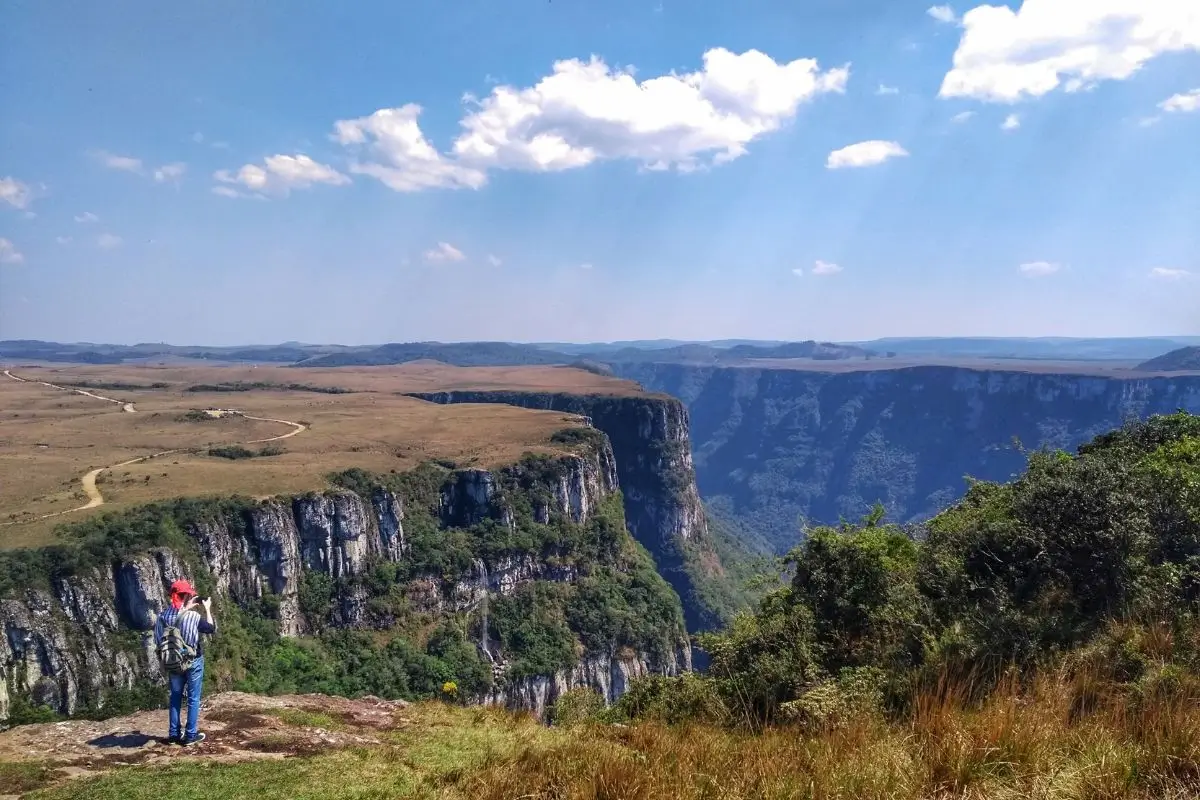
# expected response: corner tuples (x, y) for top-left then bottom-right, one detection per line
(0, 433), (688, 723)
(406, 392), (721, 631)
(617, 363), (1200, 550)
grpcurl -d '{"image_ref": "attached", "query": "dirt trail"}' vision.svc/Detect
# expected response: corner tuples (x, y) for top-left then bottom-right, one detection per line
(0, 691), (408, 795)
(1, 370), (309, 525)
(243, 415), (307, 443)
(4, 369), (137, 413)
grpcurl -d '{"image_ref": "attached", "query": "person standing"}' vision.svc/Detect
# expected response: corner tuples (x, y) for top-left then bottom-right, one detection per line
(153, 579), (216, 745)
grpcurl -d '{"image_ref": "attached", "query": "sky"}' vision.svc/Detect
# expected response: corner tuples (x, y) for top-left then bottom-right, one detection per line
(1, 0), (1198, 345)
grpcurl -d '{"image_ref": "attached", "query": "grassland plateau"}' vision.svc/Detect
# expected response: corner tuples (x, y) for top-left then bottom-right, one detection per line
(0, 362), (641, 549)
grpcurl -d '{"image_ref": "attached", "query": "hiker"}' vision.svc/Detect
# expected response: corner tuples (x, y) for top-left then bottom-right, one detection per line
(153, 579), (217, 745)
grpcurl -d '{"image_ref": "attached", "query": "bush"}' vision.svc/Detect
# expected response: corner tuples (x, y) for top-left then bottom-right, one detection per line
(208, 445), (255, 460)
(779, 666), (886, 732)
(551, 687), (607, 726)
(610, 673), (730, 726)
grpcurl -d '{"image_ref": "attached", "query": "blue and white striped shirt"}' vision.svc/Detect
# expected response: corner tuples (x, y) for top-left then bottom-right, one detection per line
(153, 607), (216, 656)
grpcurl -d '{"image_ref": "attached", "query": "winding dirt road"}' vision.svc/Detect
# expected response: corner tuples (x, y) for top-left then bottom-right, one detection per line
(2, 370), (309, 524)
(4, 369), (137, 413)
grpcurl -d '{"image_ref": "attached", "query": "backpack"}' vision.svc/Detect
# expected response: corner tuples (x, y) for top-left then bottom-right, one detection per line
(156, 612), (197, 675)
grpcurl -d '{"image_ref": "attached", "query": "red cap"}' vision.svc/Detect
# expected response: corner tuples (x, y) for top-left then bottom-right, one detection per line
(170, 579), (196, 597)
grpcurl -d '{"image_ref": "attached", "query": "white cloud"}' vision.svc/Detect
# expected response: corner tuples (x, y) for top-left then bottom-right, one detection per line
(826, 140), (908, 169)
(1149, 267), (1192, 280)
(192, 132), (205, 144)
(487, 253), (503, 266)
(93, 150), (143, 173)
(792, 267), (804, 277)
(876, 84), (900, 95)
(22, 211), (36, 220)
(423, 242), (466, 262)
(1160, 88), (1200, 113)
(0, 177), (32, 209)
(214, 154), (348, 196)
(951, 110), (976, 123)
(211, 186), (242, 198)
(1019, 260), (1060, 277)
(451, 48), (850, 175)
(1138, 115), (1161, 127)
(928, 5), (958, 24)
(579, 263), (594, 270)
(0, 238), (23, 265)
(812, 259), (843, 276)
(333, 106), (488, 192)
(96, 233), (123, 249)
(56, 236), (72, 245)
(74, 211), (99, 223)
(1001, 113), (1021, 131)
(940, 2), (1200, 103)
(154, 162), (187, 183)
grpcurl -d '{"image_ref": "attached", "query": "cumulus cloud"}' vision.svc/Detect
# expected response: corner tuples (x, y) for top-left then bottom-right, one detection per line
(876, 84), (900, 95)
(826, 140), (908, 169)
(74, 211), (99, 223)
(1001, 113), (1021, 131)
(333, 106), (487, 192)
(487, 254), (503, 266)
(424, 242), (466, 262)
(214, 154), (349, 196)
(0, 177), (32, 209)
(940, 1), (1200, 103)
(96, 233), (123, 249)
(0, 237), (24, 264)
(812, 260), (843, 276)
(1149, 267), (1192, 280)
(1019, 260), (1060, 277)
(927, 5), (958, 24)
(154, 162), (187, 183)
(792, 267), (805, 277)
(92, 150), (143, 173)
(1160, 89), (1200, 113)
(451, 48), (849, 176)
(951, 110), (976, 123)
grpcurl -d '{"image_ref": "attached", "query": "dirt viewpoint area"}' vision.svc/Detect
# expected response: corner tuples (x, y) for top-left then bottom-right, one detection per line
(0, 692), (408, 797)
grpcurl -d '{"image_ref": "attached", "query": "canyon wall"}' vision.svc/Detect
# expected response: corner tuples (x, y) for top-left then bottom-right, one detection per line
(0, 432), (689, 723)
(617, 364), (1200, 551)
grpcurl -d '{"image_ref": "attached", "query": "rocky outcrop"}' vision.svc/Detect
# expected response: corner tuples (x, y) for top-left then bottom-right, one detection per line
(617, 363), (1200, 550)
(406, 392), (714, 631)
(0, 433), (681, 722)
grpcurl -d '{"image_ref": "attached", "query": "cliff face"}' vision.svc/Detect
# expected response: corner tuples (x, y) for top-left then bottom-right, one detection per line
(617, 364), (1200, 551)
(407, 392), (718, 631)
(0, 437), (689, 723)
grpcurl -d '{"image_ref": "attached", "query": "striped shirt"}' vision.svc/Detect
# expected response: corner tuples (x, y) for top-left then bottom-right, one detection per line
(153, 607), (216, 656)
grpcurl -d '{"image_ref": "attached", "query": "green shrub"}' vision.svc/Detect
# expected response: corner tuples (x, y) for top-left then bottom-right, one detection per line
(208, 445), (255, 460)
(609, 673), (730, 726)
(550, 687), (607, 726)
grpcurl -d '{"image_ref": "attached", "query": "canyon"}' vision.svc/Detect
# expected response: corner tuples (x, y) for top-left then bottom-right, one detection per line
(617, 363), (1200, 551)
(0, 398), (693, 723)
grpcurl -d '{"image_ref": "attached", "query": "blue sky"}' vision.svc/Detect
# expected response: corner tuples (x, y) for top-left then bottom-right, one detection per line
(1, 0), (1198, 345)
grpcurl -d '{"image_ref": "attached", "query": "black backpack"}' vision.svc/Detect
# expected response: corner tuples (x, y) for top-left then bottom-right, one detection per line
(156, 612), (196, 674)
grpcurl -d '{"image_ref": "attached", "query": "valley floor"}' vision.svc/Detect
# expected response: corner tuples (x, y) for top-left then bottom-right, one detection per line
(5, 679), (1200, 800)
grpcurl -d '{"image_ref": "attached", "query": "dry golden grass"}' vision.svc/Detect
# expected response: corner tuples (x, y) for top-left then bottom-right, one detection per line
(31, 668), (1200, 799)
(460, 669), (1200, 800)
(0, 363), (642, 549)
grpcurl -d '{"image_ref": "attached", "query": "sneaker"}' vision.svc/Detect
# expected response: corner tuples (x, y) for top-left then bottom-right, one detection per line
(182, 732), (207, 746)
(165, 735), (182, 746)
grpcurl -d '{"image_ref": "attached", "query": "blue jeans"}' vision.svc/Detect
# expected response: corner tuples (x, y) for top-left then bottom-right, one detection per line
(168, 656), (205, 740)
